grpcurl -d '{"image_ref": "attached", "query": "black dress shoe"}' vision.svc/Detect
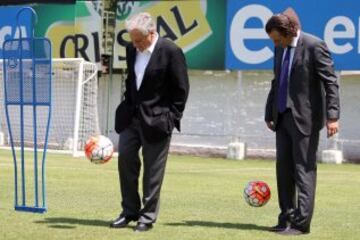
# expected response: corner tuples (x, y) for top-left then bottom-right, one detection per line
(109, 216), (137, 228)
(268, 223), (288, 232)
(277, 227), (309, 235)
(134, 222), (153, 232)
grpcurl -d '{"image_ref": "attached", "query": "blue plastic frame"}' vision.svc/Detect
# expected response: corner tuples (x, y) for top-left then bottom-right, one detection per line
(2, 7), (52, 214)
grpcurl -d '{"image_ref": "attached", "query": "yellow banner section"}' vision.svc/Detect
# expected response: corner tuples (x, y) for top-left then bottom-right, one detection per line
(147, 1), (212, 51)
(114, 1), (212, 68)
(46, 22), (75, 58)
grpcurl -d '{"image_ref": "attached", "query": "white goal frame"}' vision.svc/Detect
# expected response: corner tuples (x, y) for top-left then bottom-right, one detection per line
(0, 58), (100, 157)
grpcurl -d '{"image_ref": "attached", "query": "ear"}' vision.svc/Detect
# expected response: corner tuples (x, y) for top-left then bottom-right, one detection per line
(283, 7), (301, 29)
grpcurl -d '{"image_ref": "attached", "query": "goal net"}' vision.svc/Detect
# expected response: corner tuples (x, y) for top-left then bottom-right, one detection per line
(0, 58), (100, 157)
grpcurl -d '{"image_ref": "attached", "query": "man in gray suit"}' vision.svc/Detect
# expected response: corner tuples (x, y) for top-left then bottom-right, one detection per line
(264, 9), (340, 235)
(111, 12), (189, 232)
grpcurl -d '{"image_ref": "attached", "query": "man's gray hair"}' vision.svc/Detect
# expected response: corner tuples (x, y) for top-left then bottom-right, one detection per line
(125, 12), (156, 36)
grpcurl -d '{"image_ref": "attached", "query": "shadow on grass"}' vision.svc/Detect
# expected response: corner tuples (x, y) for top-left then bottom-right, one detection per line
(34, 217), (111, 229)
(166, 220), (269, 231)
(48, 225), (76, 229)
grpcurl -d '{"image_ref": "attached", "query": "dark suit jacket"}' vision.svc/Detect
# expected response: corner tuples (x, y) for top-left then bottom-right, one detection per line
(265, 32), (340, 136)
(115, 37), (189, 142)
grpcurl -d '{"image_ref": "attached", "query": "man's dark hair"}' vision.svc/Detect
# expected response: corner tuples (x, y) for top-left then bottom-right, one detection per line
(265, 13), (300, 37)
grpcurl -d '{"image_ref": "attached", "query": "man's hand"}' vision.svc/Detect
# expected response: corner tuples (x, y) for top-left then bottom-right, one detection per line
(266, 121), (275, 131)
(326, 120), (339, 138)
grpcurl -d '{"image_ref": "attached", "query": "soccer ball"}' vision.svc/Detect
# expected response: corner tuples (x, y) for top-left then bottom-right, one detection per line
(243, 181), (271, 207)
(84, 135), (114, 164)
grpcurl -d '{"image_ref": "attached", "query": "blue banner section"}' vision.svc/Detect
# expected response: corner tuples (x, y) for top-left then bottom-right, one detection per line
(0, 6), (32, 58)
(225, 0), (360, 70)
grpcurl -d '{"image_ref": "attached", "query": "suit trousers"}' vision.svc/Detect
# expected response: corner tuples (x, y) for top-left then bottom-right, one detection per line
(118, 117), (171, 224)
(275, 110), (319, 232)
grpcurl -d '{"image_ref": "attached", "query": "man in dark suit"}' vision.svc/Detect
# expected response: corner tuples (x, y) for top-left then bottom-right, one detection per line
(264, 9), (340, 235)
(111, 12), (189, 232)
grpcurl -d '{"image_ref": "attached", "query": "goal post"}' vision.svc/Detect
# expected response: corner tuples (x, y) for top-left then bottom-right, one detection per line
(71, 59), (100, 157)
(0, 58), (101, 157)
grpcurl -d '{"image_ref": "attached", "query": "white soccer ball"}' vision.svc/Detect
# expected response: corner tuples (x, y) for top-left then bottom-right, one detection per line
(84, 135), (114, 164)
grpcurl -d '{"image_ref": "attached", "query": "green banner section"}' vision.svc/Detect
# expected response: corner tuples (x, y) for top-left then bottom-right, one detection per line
(113, 0), (226, 69)
(33, 1), (102, 63)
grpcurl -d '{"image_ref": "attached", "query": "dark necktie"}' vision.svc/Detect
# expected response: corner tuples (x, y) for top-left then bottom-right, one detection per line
(278, 46), (291, 113)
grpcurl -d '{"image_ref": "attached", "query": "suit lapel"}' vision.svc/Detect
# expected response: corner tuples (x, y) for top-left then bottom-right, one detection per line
(128, 46), (136, 70)
(138, 38), (162, 92)
(290, 33), (304, 77)
(127, 45), (137, 92)
(145, 37), (162, 73)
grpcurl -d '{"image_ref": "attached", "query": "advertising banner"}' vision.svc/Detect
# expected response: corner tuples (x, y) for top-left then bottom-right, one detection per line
(0, 6), (32, 58)
(113, 0), (226, 69)
(5, 1), (357, 71)
(225, 0), (360, 70)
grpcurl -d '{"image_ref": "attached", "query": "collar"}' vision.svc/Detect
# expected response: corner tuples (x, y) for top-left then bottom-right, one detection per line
(289, 30), (300, 48)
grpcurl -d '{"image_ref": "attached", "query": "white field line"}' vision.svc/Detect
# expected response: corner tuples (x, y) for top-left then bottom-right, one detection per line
(0, 162), (357, 176)
(0, 146), (119, 157)
(0, 162), (272, 174)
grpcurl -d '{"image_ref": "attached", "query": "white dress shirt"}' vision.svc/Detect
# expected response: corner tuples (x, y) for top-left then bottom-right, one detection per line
(134, 33), (159, 90)
(282, 30), (300, 77)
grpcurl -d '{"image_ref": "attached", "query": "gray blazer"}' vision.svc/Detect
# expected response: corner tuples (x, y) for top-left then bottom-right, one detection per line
(265, 32), (340, 136)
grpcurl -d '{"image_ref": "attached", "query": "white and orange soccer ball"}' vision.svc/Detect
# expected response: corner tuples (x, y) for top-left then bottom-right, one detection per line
(243, 180), (271, 207)
(84, 135), (114, 164)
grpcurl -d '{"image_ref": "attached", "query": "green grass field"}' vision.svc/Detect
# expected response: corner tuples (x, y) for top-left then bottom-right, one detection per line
(0, 149), (359, 240)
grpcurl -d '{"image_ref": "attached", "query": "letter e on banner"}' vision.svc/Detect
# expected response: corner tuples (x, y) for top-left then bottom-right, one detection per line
(229, 4), (273, 64)
(324, 16), (355, 54)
